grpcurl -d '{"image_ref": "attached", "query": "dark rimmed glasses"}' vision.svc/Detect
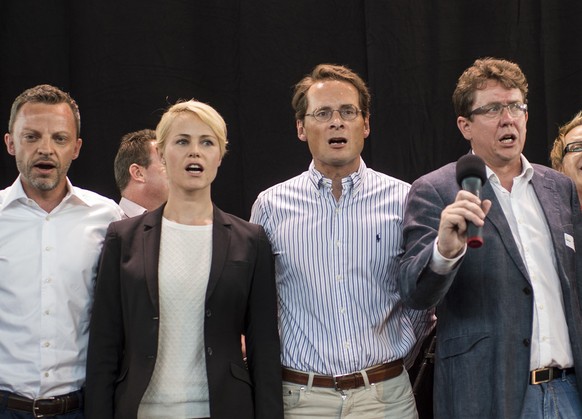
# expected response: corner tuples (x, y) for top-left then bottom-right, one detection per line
(468, 102), (528, 119)
(564, 141), (582, 156)
(305, 105), (362, 122)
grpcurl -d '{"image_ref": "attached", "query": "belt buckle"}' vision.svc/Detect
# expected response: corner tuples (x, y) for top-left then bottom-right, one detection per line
(531, 367), (553, 385)
(32, 396), (55, 418)
(333, 373), (345, 391)
(333, 373), (358, 392)
(333, 373), (351, 392)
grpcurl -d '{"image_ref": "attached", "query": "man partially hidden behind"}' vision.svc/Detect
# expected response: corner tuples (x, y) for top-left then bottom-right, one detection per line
(113, 129), (168, 217)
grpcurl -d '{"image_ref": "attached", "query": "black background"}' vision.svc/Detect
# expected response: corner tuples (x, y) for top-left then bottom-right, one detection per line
(2, 0), (582, 219)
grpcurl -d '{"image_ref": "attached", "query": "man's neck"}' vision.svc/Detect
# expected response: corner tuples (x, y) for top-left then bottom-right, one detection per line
(21, 180), (67, 213)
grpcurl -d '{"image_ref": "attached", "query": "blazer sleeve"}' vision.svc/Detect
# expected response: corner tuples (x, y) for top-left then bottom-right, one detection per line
(85, 223), (124, 419)
(244, 225), (284, 418)
(398, 174), (463, 310)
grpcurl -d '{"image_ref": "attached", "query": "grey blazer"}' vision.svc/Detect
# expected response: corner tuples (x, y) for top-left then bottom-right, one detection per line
(399, 161), (582, 418)
(85, 204), (283, 419)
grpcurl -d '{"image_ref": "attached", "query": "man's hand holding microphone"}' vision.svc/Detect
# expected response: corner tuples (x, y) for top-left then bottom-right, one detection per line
(437, 155), (492, 258)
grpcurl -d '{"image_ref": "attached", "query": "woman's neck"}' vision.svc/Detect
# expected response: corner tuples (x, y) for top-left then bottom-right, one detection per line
(163, 191), (213, 225)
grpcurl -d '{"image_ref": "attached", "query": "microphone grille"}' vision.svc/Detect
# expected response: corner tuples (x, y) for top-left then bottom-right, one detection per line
(455, 154), (487, 186)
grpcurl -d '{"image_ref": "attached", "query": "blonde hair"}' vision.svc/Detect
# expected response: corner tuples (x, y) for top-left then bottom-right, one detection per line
(156, 100), (228, 158)
(550, 110), (582, 172)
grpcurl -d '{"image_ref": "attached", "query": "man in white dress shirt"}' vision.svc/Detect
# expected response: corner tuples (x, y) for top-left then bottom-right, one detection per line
(113, 129), (168, 218)
(0, 84), (123, 418)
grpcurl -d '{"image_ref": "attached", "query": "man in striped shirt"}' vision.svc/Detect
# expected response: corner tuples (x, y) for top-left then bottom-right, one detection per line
(250, 63), (435, 418)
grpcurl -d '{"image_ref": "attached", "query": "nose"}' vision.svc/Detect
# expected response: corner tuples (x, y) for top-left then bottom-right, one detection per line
(499, 107), (515, 125)
(329, 110), (345, 129)
(37, 137), (54, 155)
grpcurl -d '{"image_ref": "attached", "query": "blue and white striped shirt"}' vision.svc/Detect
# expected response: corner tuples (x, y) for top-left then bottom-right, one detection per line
(251, 159), (434, 375)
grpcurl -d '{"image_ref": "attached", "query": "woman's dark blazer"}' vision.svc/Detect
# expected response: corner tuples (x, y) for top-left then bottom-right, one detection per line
(85, 204), (283, 419)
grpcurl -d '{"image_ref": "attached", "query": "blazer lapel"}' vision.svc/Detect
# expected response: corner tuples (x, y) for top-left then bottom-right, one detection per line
(530, 171), (570, 280)
(481, 181), (531, 282)
(143, 206), (164, 312)
(206, 206), (231, 299)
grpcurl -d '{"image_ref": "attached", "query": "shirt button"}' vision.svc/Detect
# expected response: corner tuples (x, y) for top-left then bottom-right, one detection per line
(206, 309), (212, 317)
(45, 246), (52, 251)
(44, 372), (49, 377)
(207, 347), (213, 356)
(43, 341), (50, 348)
(523, 338), (531, 347)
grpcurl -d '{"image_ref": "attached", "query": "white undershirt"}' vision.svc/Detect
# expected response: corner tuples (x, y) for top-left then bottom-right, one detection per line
(138, 218), (212, 419)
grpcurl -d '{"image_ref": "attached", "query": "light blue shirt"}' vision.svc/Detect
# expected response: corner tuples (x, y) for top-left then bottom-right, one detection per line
(251, 159), (434, 375)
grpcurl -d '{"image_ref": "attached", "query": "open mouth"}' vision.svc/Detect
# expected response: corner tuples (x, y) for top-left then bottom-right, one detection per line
(34, 161), (56, 171)
(499, 133), (516, 143)
(328, 137), (347, 145)
(186, 163), (203, 173)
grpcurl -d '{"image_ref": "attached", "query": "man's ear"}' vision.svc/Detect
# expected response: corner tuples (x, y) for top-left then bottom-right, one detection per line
(457, 116), (472, 140)
(297, 119), (307, 142)
(71, 138), (82, 160)
(129, 163), (145, 183)
(363, 115), (370, 139)
(4, 133), (15, 156)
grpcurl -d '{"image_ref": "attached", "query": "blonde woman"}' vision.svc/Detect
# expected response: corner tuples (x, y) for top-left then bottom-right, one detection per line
(86, 100), (283, 419)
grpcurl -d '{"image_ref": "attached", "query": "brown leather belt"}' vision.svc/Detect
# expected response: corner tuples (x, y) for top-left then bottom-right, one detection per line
(282, 359), (403, 391)
(3, 390), (82, 418)
(530, 367), (574, 385)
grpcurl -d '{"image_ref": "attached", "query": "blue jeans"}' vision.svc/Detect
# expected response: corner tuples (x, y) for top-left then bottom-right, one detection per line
(521, 373), (582, 419)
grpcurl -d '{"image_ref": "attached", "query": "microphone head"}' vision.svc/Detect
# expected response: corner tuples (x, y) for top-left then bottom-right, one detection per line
(456, 154), (487, 186)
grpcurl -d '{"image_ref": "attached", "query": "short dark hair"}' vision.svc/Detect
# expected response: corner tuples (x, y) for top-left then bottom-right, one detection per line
(291, 63), (371, 121)
(8, 84), (81, 137)
(452, 57), (528, 118)
(114, 129), (157, 192)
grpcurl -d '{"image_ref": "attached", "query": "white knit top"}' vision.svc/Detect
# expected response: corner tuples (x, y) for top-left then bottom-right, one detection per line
(138, 218), (212, 419)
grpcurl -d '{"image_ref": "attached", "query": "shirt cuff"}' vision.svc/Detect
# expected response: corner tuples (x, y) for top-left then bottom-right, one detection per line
(429, 239), (466, 275)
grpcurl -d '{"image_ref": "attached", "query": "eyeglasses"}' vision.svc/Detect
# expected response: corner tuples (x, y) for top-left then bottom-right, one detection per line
(564, 141), (582, 156)
(468, 102), (528, 119)
(305, 105), (362, 122)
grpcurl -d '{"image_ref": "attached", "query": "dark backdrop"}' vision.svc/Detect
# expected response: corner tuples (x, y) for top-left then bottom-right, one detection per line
(2, 0), (582, 219)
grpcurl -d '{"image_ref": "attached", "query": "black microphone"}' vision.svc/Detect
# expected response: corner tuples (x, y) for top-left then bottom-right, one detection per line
(455, 154), (488, 248)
